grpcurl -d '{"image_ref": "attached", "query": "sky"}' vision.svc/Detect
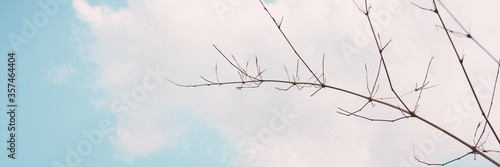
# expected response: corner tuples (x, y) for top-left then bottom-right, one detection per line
(1, 0), (500, 166)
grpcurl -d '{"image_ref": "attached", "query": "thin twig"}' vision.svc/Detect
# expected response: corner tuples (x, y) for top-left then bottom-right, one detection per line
(338, 107), (410, 122)
(258, 0), (323, 85)
(361, 0), (412, 114)
(436, 0), (498, 64)
(414, 147), (473, 166)
(477, 62), (500, 145)
(413, 57), (434, 113)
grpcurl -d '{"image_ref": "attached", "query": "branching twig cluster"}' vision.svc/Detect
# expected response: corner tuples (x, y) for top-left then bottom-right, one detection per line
(171, 0), (500, 166)
(409, 0), (500, 165)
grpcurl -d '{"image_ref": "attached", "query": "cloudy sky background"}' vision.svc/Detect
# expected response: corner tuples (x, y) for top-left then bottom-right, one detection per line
(1, 0), (500, 166)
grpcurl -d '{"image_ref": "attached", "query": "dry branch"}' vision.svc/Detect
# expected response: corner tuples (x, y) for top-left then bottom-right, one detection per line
(171, 0), (500, 166)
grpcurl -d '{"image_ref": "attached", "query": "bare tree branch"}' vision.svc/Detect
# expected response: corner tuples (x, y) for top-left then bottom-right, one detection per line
(430, 0), (500, 146)
(171, 0), (500, 166)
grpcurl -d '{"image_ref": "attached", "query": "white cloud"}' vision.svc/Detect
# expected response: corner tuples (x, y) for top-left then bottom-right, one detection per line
(110, 106), (186, 161)
(73, 0), (500, 166)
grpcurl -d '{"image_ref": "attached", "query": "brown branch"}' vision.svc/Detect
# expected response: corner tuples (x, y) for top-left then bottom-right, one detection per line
(431, 0), (500, 146)
(171, 72), (498, 166)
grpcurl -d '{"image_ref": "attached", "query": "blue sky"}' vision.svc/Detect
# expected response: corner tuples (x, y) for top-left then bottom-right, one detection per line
(0, 0), (234, 166)
(1, 0), (500, 167)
